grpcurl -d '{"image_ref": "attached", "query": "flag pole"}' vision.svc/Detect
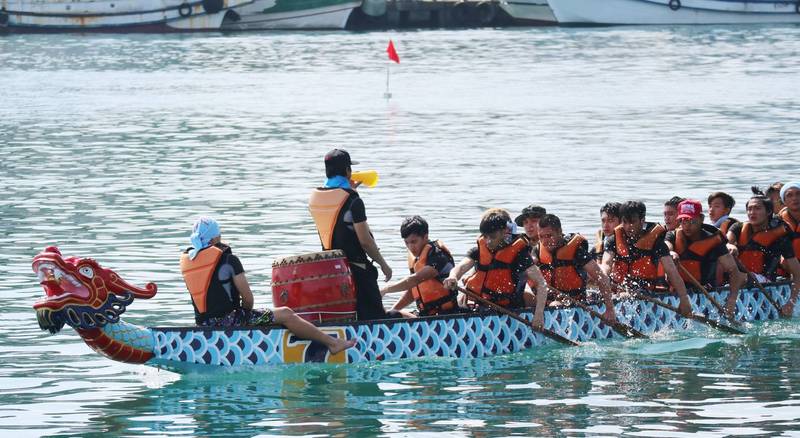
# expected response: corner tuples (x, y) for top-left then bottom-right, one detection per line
(384, 63), (392, 99)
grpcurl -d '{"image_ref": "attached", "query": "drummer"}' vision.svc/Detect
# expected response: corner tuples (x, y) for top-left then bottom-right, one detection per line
(180, 217), (356, 354)
(308, 149), (395, 320)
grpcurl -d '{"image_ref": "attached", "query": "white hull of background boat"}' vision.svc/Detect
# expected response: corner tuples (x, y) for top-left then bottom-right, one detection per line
(221, 0), (361, 30)
(0, 0), (253, 32)
(498, 0), (557, 24)
(547, 0), (800, 25)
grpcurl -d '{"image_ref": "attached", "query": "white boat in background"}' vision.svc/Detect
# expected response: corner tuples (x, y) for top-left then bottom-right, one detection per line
(498, 0), (557, 24)
(547, 0), (800, 25)
(0, 0), (253, 32)
(221, 0), (362, 30)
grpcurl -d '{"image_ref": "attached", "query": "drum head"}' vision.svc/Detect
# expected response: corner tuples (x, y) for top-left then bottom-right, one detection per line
(272, 249), (347, 267)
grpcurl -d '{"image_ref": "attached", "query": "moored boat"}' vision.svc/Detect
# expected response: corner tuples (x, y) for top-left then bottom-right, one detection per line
(497, 0), (557, 25)
(546, 0), (800, 25)
(0, 0), (253, 32)
(32, 246), (796, 373)
(221, 0), (362, 31)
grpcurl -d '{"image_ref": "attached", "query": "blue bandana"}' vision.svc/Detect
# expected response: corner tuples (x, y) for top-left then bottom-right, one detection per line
(189, 216), (220, 260)
(324, 175), (351, 189)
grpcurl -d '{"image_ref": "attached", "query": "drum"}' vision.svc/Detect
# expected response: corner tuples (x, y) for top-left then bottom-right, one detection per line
(271, 250), (357, 323)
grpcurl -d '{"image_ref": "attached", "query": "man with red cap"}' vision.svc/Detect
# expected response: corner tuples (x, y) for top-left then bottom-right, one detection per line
(665, 199), (747, 316)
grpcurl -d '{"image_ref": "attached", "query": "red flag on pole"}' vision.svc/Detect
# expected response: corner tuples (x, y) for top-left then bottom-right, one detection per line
(387, 40), (400, 64)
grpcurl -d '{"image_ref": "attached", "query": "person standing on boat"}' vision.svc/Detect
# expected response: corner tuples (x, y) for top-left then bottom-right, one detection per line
(180, 217), (356, 354)
(665, 200), (747, 317)
(600, 201), (694, 317)
(380, 216), (461, 317)
(663, 196), (685, 232)
(443, 209), (549, 328)
(308, 148), (394, 321)
(515, 205), (547, 247)
(727, 193), (800, 316)
(591, 202), (621, 262)
(531, 214), (617, 322)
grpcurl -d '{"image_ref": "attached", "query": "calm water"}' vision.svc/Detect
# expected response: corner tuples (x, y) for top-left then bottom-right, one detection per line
(2, 26), (800, 436)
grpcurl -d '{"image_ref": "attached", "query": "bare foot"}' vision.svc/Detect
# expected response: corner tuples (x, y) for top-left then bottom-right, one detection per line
(328, 338), (357, 355)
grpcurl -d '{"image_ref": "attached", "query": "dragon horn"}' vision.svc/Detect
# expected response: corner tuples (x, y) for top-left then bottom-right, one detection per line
(107, 272), (158, 299)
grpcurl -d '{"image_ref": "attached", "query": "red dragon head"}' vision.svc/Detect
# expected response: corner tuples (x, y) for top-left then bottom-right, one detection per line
(33, 246), (157, 334)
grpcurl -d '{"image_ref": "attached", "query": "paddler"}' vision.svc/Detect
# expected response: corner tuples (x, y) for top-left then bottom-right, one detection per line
(515, 204), (547, 247)
(665, 200), (746, 316)
(531, 213), (617, 322)
(663, 196), (685, 232)
(180, 217), (356, 354)
(779, 182), (800, 269)
(728, 192), (800, 316)
(443, 209), (549, 328)
(707, 191), (739, 236)
(591, 202), (621, 262)
(380, 216), (462, 317)
(765, 182), (785, 214)
(308, 148), (395, 320)
(600, 201), (694, 317)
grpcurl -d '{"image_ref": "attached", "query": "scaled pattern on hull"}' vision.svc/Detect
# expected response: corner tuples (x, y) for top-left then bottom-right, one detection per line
(145, 284), (793, 369)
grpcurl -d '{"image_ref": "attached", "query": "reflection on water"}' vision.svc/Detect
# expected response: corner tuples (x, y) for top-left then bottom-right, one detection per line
(2, 26), (800, 435)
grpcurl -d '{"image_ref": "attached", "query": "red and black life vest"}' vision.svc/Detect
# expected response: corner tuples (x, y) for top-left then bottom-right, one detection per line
(538, 234), (588, 299)
(407, 241), (458, 316)
(611, 223), (666, 288)
(736, 221), (789, 278)
(674, 225), (723, 285)
(718, 217), (739, 236)
(779, 207), (800, 261)
(465, 236), (529, 307)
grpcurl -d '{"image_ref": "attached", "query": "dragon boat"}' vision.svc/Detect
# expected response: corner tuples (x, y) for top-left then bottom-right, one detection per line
(33, 246), (797, 374)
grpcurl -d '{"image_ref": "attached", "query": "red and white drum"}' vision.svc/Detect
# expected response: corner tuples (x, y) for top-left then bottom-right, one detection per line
(271, 250), (356, 323)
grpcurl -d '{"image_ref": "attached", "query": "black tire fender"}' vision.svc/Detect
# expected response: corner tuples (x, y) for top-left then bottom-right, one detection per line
(178, 2), (192, 17)
(668, 0), (681, 11)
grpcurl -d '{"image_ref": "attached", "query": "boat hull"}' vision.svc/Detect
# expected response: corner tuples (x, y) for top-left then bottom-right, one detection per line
(498, 0), (557, 24)
(221, 0), (361, 30)
(548, 0), (800, 25)
(0, 0), (252, 32)
(138, 282), (794, 373)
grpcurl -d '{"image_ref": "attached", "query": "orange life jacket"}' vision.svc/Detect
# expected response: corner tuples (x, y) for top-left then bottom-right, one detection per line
(308, 188), (351, 250)
(180, 246), (224, 314)
(611, 223), (666, 287)
(407, 240), (458, 316)
(736, 221), (788, 277)
(674, 225), (723, 285)
(779, 207), (800, 260)
(718, 217), (738, 236)
(538, 234), (588, 297)
(465, 236), (529, 307)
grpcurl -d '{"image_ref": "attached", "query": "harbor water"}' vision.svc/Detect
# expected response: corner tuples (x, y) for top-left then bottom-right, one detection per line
(2, 27), (800, 436)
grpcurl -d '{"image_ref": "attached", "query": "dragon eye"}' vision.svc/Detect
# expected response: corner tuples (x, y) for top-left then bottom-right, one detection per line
(79, 267), (94, 279)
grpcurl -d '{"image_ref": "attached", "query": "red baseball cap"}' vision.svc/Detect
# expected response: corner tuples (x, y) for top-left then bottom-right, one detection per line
(676, 199), (703, 220)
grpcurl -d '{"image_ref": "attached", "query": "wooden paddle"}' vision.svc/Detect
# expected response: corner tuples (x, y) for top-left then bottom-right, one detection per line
(457, 286), (579, 346)
(676, 262), (741, 326)
(629, 290), (746, 335)
(548, 287), (648, 339)
(734, 261), (783, 316)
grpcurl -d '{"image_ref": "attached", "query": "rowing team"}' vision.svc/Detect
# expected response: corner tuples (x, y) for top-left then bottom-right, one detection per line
(179, 149), (800, 350)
